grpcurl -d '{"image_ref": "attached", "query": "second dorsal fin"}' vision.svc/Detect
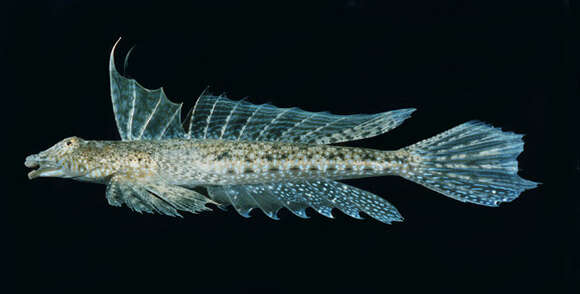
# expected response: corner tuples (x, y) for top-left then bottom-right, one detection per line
(186, 94), (415, 144)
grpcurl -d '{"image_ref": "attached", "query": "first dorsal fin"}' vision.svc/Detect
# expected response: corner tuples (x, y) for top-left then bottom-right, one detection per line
(109, 38), (185, 141)
(109, 39), (415, 143)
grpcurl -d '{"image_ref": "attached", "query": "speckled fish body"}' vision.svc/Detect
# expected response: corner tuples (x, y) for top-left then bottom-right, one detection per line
(50, 139), (408, 186)
(162, 139), (397, 185)
(24, 39), (537, 224)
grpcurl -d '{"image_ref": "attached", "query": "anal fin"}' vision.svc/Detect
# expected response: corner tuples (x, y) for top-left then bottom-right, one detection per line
(206, 180), (403, 224)
(207, 186), (261, 218)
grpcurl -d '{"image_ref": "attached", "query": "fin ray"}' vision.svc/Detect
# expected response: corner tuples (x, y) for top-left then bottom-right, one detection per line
(105, 174), (213, 216)
(186, 93), (415, 144)
(205, 180), (403, 224)
(109, 39), (185, 141)
(144, 181), (213, 214)
(207, 186), (257, 217)
(402, 121), (538, 206)
(110, 40), (413, 143)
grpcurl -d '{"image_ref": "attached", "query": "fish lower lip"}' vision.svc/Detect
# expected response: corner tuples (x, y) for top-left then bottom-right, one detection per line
(27, 167), (64, 180)
(27, 169), (41, 180)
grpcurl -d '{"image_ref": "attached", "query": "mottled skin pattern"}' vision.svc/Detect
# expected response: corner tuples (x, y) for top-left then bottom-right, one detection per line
(27, 137), (414, 186)
(156, 139), (413, 185)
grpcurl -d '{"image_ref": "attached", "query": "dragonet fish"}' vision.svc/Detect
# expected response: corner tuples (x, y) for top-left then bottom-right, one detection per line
(24, 39), (538, 224)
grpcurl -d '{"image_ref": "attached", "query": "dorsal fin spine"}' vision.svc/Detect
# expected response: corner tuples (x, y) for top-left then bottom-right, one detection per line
(137, 96), (162, 139)
(127, 81), (136, 139)
(158, 101), (182, 139)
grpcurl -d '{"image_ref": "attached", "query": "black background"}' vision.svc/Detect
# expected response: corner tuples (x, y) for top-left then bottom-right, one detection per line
(3, 1), (578, 293)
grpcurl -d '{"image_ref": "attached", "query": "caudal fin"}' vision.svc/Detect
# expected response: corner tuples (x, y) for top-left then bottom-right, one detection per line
(401, 121), (538, 206)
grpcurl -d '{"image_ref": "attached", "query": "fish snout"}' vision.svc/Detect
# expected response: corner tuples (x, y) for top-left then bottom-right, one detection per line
(25, 154), (40, 168)
(25, 153), (66, 180)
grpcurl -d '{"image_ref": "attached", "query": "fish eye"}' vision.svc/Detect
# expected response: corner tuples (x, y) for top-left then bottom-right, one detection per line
(66, 141), (72, 146)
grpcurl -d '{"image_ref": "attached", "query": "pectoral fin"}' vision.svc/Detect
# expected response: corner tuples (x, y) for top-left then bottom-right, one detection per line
(144, 181), (215, 214)
(106, 175), (214, 217)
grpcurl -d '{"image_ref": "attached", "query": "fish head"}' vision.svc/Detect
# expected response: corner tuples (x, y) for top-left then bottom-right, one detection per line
(25, 136), (89, 180)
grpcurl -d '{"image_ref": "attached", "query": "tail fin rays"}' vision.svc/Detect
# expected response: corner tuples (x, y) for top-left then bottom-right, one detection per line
(401, 121), (538, 206)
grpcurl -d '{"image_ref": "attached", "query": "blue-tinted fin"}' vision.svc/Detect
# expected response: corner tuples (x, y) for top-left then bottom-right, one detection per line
(241, 185), (283, 220)
(205, 180), (403, 224)
(186, 93), (415, 144)
(109, 39), (185, 141)
(207, 186), (257, 218)
(402, 120), (538, 206)
(309, 180), (403, 224)
(263, 183), (311, 219)
(110, 39), (413, 143)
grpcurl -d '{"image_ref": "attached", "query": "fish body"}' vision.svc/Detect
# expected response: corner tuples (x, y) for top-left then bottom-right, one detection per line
(24, 39), (538, 223)
(28, 139), (406, 185)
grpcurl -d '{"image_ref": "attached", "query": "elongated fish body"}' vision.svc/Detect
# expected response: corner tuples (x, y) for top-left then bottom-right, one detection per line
(54, 139), (407, 185)
(24, 39), (538, 224)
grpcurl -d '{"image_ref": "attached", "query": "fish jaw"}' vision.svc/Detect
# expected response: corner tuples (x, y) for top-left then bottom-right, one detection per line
(25, 154), (66, 180)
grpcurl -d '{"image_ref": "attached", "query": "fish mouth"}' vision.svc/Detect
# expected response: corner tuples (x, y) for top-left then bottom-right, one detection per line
(25, 154), (65, 180)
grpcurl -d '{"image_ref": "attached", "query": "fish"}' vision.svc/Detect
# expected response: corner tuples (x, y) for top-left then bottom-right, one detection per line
(24, 39), (538, 224)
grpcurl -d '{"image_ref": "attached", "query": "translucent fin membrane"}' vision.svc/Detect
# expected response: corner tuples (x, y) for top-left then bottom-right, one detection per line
(109, 39), (414, 144)
(207, 180), (403, 224)
(106, 175), (213, 216)
(109, 40), (185, 141)
(188, 94), (415, 144)
(402, 121), (538, 206)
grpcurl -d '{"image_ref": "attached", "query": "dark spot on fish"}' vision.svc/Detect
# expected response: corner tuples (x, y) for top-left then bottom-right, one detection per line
(243, 168), (254, 174)
(268, 167), (279, 172)
(226, 169), (235, 174)
(264, 154), (274, 161)
(289, 166), (300, 171)
(216, 151), (230, 161)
